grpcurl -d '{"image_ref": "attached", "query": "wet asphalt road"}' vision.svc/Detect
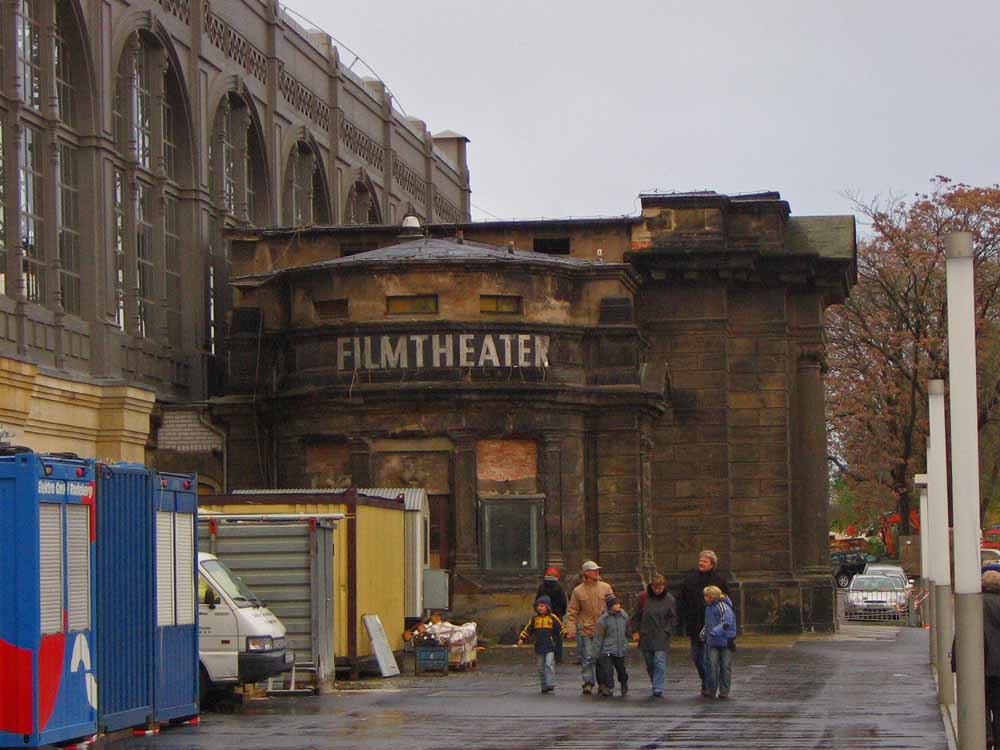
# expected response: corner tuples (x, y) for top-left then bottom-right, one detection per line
(102, 626), (947, 750)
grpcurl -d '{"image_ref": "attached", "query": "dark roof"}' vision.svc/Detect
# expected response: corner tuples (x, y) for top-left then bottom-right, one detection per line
(785, 216), (857, 260)
(232, 236), (626, 283)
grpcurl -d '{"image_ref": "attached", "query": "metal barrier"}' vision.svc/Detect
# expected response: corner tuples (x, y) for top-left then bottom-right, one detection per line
(835, 585), (923, 627)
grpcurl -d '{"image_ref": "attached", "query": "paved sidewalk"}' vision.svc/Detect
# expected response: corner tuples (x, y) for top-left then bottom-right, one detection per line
(102, 626), (948, 750)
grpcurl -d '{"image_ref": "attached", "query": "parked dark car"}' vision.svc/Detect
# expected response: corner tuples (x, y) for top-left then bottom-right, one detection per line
(831, 551), (880, 588)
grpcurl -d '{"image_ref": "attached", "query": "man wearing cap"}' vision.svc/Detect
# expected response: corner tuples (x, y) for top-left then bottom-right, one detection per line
(562, 560), (614, 694)
(677, 549), (731, 696)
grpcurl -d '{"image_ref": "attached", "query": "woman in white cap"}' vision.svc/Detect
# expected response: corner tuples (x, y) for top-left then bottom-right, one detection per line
(562, 560), (614, 694)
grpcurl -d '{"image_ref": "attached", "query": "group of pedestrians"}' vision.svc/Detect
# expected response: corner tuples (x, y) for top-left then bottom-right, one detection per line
(518, 550), (737, 699)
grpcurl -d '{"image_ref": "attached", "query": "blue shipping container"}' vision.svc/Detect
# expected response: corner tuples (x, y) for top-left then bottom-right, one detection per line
(0, 452), (98, 749)
(152, 472), (199, 723)
(94, 463), (155, 733)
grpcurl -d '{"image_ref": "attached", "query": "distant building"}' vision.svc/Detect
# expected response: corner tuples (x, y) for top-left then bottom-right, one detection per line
(212, 191), (857, 633)
(0, 0), (468, 466)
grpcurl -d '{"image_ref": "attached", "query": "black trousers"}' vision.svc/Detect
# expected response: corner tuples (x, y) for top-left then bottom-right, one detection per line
(597, 653), (628, 690)
(553, 628), (563, 663)
(987, 676), (1000, 749)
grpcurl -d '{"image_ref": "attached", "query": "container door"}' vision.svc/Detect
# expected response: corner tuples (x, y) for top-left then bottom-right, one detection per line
(153, 474), (198, 722)
(95, 465), (154, 733)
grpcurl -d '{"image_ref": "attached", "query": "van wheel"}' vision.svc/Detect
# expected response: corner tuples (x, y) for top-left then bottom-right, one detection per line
(836, 572), (851, 588)
(199, 666), (211, 707)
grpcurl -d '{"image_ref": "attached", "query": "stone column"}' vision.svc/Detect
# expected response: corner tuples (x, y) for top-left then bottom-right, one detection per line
(451, 430), (479, 573)
(792, 344), (829, 573)
(639, 427), (657, 580)
(540, 433), (564, 570)
(560, 429), (587, 575)
(348, 436), (370, 487)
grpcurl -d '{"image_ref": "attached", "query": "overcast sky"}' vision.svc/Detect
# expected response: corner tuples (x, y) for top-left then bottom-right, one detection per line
(285, 0), (999, 224)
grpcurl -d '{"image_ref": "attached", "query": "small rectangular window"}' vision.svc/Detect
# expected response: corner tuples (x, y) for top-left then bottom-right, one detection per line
(480, 496), (543, 572)
(533, 237), (571, 254)
(387, 294), (437, 315)
(315, 299), (349, 319)
(480, 295), (522, 315)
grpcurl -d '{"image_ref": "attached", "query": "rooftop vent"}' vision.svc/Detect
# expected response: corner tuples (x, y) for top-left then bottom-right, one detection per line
(399, 215), (424, 239)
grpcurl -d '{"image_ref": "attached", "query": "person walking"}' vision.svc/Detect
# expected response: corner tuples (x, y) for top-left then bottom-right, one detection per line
(594, 594), (630, 697)
(517, 594), (563, 694)
(983, 570), (1000, 747)
(536, 567), (568, 664)
(700, 585), (737, 699)
(630, 573), (677, 698)
(562, 560), (614, 695)
(676, 550), (730, 696)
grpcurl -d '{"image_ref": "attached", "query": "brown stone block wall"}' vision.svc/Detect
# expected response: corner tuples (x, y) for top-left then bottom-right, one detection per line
(640, 284), (732, 576)
(595, 426), (640, 575)
(726, 289), (791, 574)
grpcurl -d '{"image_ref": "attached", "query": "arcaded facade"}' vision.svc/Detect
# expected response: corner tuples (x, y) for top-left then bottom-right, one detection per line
(0, 0), (469, 458)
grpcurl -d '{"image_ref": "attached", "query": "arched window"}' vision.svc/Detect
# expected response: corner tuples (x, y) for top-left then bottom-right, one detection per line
(110, 31), (192, 344)
(344, 178), (382, 226)
(282, 140), (329, 226)
(205, 90), (268, 356)
(2, 0), (93, 314)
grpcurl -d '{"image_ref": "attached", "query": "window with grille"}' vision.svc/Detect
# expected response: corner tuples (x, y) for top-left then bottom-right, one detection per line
(479, 496), (543, 572)
(386, 294), (438, 315)
(112, 170), (126, 328)
(0, 123), (6, 296)
(53, 4), (76, 128)
(287, 145), (312, 226)
(156, 512), (175, 626)
(315, 298), (348, 319)
(162, 95), (176, 181)
(245, 128), (257, 222)
(175, 514), (195, 625)
(164, 197), (182, 346)
(206, 258), (216, 355)
(136, 183), (155, 337)
(19, 125), (45, 303)
(132, 46), (152, 170)
(59, 144), (81, 315)
(480, 295), (522, 315)
(16, 0), (42, 111)
(66, 505), (90, 631)
(39, 504), (63, 634)
(222, 121), (236, 214)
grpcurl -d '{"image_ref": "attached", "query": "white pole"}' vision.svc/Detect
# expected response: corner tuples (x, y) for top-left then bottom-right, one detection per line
(945, 231), (985, 749)
(929, 380), (955, 705)
(916, 474), (929, 582)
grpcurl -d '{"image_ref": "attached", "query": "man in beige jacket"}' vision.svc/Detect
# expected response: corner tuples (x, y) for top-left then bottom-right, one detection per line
(562, 560), (614, 694)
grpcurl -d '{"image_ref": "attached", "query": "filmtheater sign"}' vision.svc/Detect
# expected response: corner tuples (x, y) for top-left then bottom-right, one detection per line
(335, 332), (551, 371)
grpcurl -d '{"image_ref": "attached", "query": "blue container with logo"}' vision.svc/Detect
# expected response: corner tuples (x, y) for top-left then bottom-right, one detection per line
(151, 471), (199, 723)
(0, 451), (98, 749)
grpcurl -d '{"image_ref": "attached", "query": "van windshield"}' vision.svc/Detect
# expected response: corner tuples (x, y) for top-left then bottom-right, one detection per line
(202, 559), (257, 608)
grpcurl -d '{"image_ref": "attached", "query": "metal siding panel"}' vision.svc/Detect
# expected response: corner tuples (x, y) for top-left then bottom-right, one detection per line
(66, 505), (91, 631)
(156, 512), (175, 626)
(175, 514), (195, 625)
(39, 503), (63, 634)
(95, 467), (154, 732)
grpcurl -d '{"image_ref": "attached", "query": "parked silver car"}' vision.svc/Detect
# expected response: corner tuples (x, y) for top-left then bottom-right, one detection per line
(845, 574), (910, 621)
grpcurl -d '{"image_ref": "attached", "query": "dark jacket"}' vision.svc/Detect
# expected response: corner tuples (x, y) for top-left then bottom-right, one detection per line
(629, 585), (678, 652)
(985, 592), (1000, 677)
(701, 595), (737, 648)
(519, 596), (563, 655)
(536, 579), (568, 618)
(677, 567), (731, 637)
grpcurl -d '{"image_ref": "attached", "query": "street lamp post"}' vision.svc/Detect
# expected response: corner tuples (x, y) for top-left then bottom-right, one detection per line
(945, 231), (985, 749)
(915, 473), (934, 663)
(929, 380), (955, 705)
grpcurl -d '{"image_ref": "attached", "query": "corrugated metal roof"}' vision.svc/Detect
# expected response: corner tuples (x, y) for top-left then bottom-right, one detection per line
(231, 487), (428, 512)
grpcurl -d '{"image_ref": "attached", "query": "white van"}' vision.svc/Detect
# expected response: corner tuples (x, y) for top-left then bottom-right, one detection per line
(198, 551), (292, 699)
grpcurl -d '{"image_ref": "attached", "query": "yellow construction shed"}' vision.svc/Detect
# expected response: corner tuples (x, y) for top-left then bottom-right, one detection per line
(201, 488), (406, 675)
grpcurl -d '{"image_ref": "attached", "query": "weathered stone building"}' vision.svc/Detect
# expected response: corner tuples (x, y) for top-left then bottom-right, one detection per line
(0, 0), (467, 463)
(216, 191), (856, 633)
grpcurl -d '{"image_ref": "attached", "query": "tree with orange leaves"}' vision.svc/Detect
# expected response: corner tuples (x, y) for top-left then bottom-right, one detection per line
(827, 177), (1000, 536)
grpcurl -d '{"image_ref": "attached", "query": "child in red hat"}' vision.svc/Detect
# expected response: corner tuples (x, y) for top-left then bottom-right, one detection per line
(536, 567), (567, 663)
